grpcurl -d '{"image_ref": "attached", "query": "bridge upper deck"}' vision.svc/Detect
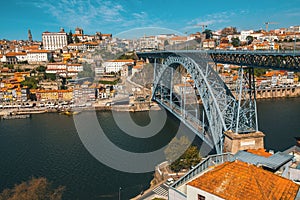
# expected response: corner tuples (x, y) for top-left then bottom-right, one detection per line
(137, 50), (300, 71)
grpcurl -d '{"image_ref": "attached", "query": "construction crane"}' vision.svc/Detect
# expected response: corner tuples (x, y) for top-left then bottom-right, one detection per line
(265, 22), (278, 32)
(195, 24), (208, 32)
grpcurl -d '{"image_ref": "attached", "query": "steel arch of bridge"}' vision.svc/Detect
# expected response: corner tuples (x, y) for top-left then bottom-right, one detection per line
(153, 54), (258, 154)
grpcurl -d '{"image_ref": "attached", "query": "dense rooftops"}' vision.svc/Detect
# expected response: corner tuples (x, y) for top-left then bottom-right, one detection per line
(188, 160), (300, 200)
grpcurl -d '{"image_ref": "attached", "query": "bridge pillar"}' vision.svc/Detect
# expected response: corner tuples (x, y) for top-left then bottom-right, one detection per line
(223, 130), (265, 154)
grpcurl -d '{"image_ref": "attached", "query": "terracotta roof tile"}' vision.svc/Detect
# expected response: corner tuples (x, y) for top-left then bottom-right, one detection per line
(187, 160), (300, 200)
(246, 148), (272, 158)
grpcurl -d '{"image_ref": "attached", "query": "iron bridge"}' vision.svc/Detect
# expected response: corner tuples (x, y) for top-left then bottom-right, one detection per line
(138, 50), (300, 71)
(136, 50), (300, 154)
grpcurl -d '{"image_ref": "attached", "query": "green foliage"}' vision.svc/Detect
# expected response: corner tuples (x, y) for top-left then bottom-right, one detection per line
(21, 77), (38, 89)
(49, 57), (55, 63)
(36, 65), (46, 73)
(16, 67), (24, 72)
(99, 79), (119, 85)
(164, 136), (190, 163)
(164, 40), (169, 46)
(203, 29), (213, 39)
(231, 37), (240, 47)
(0, 177), (65, 200)
(3, 64), (14, 69)
(169, 145), (202, 172)
(74, 35), (80, 43)
(118, 53), (135, 60)
(68, 30), (73, 44)
(254, 68), (267, 77)
(246, 36), (254, 45)
(44, 73), (56, 81)
(78, 64), (94, 78)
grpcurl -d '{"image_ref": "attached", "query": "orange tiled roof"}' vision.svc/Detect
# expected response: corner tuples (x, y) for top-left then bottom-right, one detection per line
(187, 160), (300, 200)
(6, 52), (27, 56)
(36, 89), (73, 93)
(106, 59), (135, 62)
(246, 148), (272, 158)
(28, 50), (50, 53)
(133, 65), (143, 69)
(23, 45), (40, 50)
(170, 36), (187, 41)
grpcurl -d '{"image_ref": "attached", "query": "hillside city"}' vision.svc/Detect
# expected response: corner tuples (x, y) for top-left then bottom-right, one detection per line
(0, 25), (300, 110)
(1, 24), (300, 200)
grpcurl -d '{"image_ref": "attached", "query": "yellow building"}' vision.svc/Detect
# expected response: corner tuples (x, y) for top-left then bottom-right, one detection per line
(14, 72), (30, 82)
(35, 89), (73, 101)
(62, 53), (73, 63)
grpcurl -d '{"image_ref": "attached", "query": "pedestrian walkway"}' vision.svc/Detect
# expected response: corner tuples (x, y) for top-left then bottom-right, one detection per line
(153, 185), (168, 197)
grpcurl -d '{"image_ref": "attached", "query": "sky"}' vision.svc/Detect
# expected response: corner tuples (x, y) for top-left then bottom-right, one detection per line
(1, 0), (300, 40)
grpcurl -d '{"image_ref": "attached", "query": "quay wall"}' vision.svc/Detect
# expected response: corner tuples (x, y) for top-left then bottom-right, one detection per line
(230, 87), (300, 100)
(255, 87), (300, 99)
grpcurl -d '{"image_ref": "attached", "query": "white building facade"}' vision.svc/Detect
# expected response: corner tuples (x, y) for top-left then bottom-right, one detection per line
(27, 50), (52, 64)
(42, 29), (68, 50)
(103, 59), (135, 73)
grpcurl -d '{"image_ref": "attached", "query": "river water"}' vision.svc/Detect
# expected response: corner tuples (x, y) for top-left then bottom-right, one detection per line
(0, 98), (299, 199)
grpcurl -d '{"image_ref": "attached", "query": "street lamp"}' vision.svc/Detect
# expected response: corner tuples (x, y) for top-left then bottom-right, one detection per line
(119, 187), (122, 200)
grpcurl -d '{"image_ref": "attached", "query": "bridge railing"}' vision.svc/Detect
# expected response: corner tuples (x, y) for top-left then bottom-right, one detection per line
(170, 152), (234, 189)
(138, 49), (300, 55)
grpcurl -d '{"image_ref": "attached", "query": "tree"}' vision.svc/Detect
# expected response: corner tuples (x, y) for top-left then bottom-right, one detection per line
(254, 68), (267, 77)
(67, 30), (73, 44)
(169, 145), (202, 173)
(74, 35), (80, 43)
(164, 136), (190, 163)
(36, 65), (46, 73)
(0, 177), (65, 200)
(21, 77), (39, 89)
(78, 64), (94, 78)
(203, 29), (213, 39)
(246, 36), (254, 45)
(231, 37), (240, 47)
(44, 73), (56, 81)
(49, 56), (55, 63)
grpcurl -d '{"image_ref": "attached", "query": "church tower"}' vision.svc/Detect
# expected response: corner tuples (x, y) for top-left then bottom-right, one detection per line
(28, 29), (33, 42)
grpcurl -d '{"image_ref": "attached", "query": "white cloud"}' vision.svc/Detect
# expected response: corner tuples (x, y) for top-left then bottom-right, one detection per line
(26, 0), (163, 34)
(28, 0), (127, 32)
(185, 10), (245, 31)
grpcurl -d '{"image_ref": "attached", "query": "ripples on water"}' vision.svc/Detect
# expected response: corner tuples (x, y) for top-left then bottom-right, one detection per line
(0, 98), (299, 199)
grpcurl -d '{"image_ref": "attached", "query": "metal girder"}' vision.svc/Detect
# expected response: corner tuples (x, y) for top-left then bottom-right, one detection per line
(153, 55), (235, 154)
(137, 50), (299, 153)
(137, 50), (300, 71)
(232, 67), (258, 133)
(151, 53), (259, 154)
(209, 53), (300, 71)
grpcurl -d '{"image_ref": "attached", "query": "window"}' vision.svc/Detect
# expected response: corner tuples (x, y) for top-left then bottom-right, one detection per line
(198, 194), (205, 200)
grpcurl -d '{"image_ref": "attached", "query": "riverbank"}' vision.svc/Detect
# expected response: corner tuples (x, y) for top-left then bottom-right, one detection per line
(0, 101), (162, 118)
